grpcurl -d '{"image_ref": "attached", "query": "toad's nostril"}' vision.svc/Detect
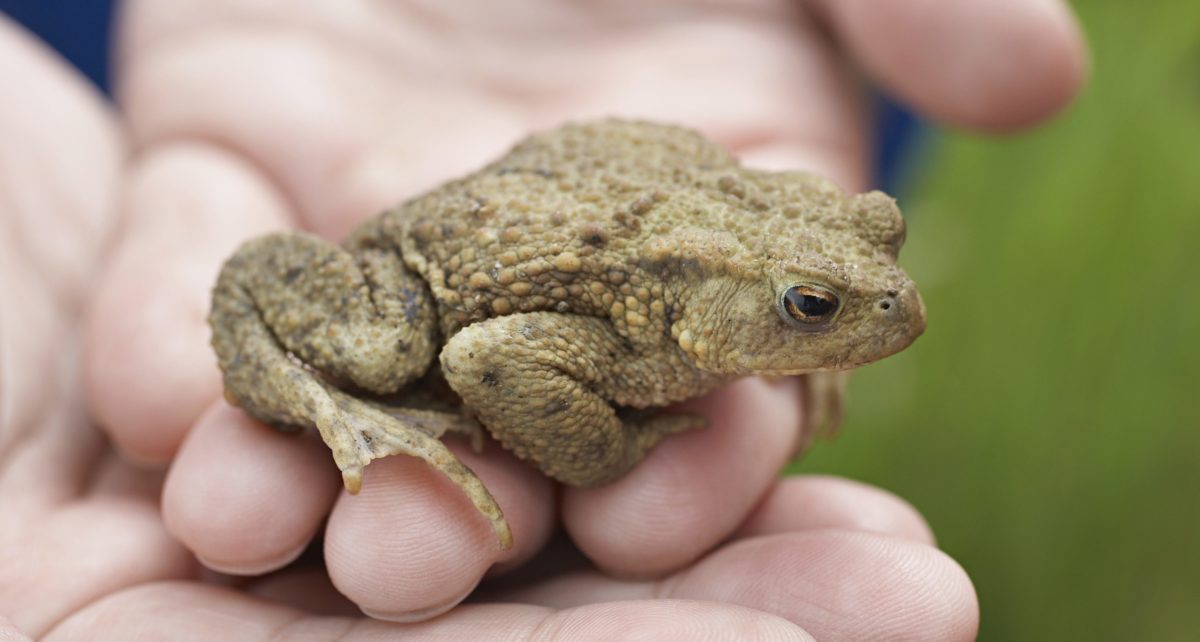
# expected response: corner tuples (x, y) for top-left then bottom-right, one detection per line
(879, 300), (892, 311)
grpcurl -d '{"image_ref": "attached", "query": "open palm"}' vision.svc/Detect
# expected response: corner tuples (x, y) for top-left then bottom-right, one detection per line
(3, 1), (1083, 639)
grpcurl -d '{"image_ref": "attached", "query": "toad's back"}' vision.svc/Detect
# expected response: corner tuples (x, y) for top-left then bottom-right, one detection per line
(349, 120), (743, 337)
(343, 123), (734, 338)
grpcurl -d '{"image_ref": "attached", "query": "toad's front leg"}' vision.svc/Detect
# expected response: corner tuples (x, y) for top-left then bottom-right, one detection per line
(441, 313), (708, 487)
(210, 231), (510, 548)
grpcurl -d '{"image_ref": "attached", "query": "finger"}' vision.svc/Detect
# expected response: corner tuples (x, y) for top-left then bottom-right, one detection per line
(0, 14), (121, 502)
(668, 532), (978, 640)
(45, 583), (813, 641)
(807, 0), (1088, 130)
(324, 439), (554, 621)
(0, 17), (123, 304)
(562, 377), (804, 577)
(736, 475), (936, 544)
(119, 0), (525, 239)
(84, 143), (292, 464)
(520, 8), (872, 191)
(501, 531), (978, 641)
(162, 403), (340, 574)
(120, 0), (878, 229)
(0, 497), (193, 639)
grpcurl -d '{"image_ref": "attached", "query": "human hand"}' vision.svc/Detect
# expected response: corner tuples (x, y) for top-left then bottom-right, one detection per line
(56, 0), (1087, 638)
(0, 16), (192, 640)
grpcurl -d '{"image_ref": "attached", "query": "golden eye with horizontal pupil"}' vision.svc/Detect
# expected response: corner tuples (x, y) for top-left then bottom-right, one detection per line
(781, 285), (841, 326)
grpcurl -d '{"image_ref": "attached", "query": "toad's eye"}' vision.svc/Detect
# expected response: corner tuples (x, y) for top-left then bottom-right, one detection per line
(781, 284), (841, 328)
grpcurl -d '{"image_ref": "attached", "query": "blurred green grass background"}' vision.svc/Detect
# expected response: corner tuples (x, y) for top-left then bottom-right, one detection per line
(792, 2), (1200, 639)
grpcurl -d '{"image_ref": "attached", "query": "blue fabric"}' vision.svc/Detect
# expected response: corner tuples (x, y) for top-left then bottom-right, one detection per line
(873, 94), (926, 194)
(1, 0), (116, 93)
(0, 0), (924, 188)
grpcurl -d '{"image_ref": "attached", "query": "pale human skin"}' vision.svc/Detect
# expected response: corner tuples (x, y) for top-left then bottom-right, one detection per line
(0, 0), (1085, 639)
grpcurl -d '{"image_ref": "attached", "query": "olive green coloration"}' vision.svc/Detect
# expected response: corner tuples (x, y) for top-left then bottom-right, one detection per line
(210, 120), (925, 549)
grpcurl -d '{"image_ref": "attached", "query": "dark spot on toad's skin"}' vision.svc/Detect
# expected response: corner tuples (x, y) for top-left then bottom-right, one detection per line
(662, 303), (678, 340)
(581, 225), (608, 247)
(482, 371), (500, 387)
(617, 335), (635, 353)
(543, 398), (570, 416)
(398, 288), (422, 323)
(283, 267), (303, 284)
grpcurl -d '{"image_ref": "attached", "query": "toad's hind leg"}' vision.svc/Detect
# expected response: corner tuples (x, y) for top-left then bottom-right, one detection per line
(210, 231), (511, 548)
(215, 231), (442, 395)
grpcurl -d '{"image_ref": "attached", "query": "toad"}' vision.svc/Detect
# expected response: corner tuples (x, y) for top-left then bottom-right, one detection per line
(210, 120), (926, 549)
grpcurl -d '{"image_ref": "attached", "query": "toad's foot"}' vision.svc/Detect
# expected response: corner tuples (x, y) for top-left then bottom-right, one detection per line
(369, 401), (487, 454)
(321, 388), (511, 549)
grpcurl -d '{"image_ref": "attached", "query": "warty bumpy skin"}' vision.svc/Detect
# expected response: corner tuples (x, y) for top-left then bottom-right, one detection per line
(209, 120), (927, 549)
